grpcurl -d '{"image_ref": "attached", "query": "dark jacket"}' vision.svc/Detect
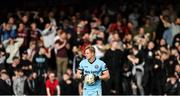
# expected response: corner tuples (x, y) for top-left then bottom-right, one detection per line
(0, 79), (14, 95)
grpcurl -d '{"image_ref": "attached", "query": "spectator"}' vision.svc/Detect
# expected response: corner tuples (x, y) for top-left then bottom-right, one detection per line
(0, 42), (6, 70)
(41, 23), (57, 48)
(24, 72), (38, 95)
(17, 23), (29, 54)
(121, 63), (133, 95)
(21, 51), (33, 76)
(72, 46), (83, 77)
(29, 22), (41, 42)
(0, 0), (179, 95)
(127, 45), (145, 95)
(54, 30), (69, 79)
(13, 69), (26, 95)
(33, 47), (48, 77)
(161, 16), (180, 46)
(46, 71), (60, 96)
(143, 41), (155, 94)
(93, 38), (107, 59)
(27, 41), (36, 61)
(103, 40), (123, 94)
(0, 23), (17, 42)
(4, 38), (23, 64)
(6, 57), (22, 78)
(7, 17), (17, 30)
(134, 27), (149, 49)
(0, 72), (14, 95)
(61, 73), (78, 95)
(165, 75), (180, 95)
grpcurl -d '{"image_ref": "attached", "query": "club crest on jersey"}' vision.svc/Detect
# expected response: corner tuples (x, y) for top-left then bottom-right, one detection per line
(95, 65), (99, 69)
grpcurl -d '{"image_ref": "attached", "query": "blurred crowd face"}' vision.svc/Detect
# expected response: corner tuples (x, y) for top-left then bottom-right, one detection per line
(71, 16), (77, 24)
(48, 11), (54, 18)
(31, 23), (37, 30)
(19, 71), (24, 76)
(1, 73), (9, 80)
(96, 39), (103, 45)
(111, 41), (119, 50)
(124, 34), (132, 42)
(139, 27), (145, 35)
(18, 23), (25, 31)
(39, 47), (46, 55)
(82, 33), (90, 41)
(14, 70), (20, 76)
(113, 33), (120, 41)
(4, 23), (11, 31)
(175, 18), (180, 25)
(59, 31), (67, 40)
(147, 42), (155, 50)
(66, 69), (72, 76)
(14, 58), (20, 65)
(104, 16), (110, 24)
(72, 46), (78, 54)
(32, 72), (37, 79)
(22, 15), (28, 23)
(30, 42), (36, 49)
(176, 65), (180, 72)
(127, 22), (134, 29)
(45, 23), (51, 29)
(160, 39), (166, 46)
(49, 73), (55, 81)
(22, 53), (28, 59)
(8, 17), (15, 24)
(145, 18), (151, 25)
(63, 74), (70, 81)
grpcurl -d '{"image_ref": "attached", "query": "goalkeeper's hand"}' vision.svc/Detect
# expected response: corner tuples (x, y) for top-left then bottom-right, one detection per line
(80, 74), (86, 81)
(81, 74), (100, 80)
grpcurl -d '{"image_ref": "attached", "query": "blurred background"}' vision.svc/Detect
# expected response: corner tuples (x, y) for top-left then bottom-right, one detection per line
(0, 0), (180, 95)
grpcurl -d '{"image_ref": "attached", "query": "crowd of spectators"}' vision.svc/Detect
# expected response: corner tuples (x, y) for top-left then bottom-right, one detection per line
(0, 0), (180, 95)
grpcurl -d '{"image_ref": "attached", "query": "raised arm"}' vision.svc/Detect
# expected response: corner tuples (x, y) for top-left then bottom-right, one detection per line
(160, 15), (171, 28)
(127, 55), (139, 64)
(54, 40), (66, 50)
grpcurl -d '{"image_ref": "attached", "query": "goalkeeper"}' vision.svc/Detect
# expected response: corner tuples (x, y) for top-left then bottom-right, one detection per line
(76, 46), (110, 96)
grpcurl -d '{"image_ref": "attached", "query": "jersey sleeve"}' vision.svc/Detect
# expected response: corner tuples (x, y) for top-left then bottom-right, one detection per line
(102, 61), (108, 71)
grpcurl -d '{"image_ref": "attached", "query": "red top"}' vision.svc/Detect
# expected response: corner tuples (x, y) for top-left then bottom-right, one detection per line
(46, 79), (59, 95)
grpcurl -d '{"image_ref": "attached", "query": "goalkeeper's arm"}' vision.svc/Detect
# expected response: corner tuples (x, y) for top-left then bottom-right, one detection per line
(98, 70), (110, 81)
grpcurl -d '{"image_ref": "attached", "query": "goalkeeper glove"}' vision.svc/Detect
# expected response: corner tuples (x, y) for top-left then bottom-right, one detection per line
(94, 75), (100, 81)
(80, 74), (86, 81)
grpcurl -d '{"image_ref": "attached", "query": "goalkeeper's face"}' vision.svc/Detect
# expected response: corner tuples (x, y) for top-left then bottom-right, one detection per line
(85, 49), (95, 60)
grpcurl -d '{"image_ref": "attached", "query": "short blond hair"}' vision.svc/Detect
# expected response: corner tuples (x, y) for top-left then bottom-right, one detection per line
(85, 46), (95, 54)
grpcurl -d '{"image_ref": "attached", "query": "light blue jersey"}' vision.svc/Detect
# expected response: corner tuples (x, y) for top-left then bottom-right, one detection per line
(78, 58), (108, 93)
